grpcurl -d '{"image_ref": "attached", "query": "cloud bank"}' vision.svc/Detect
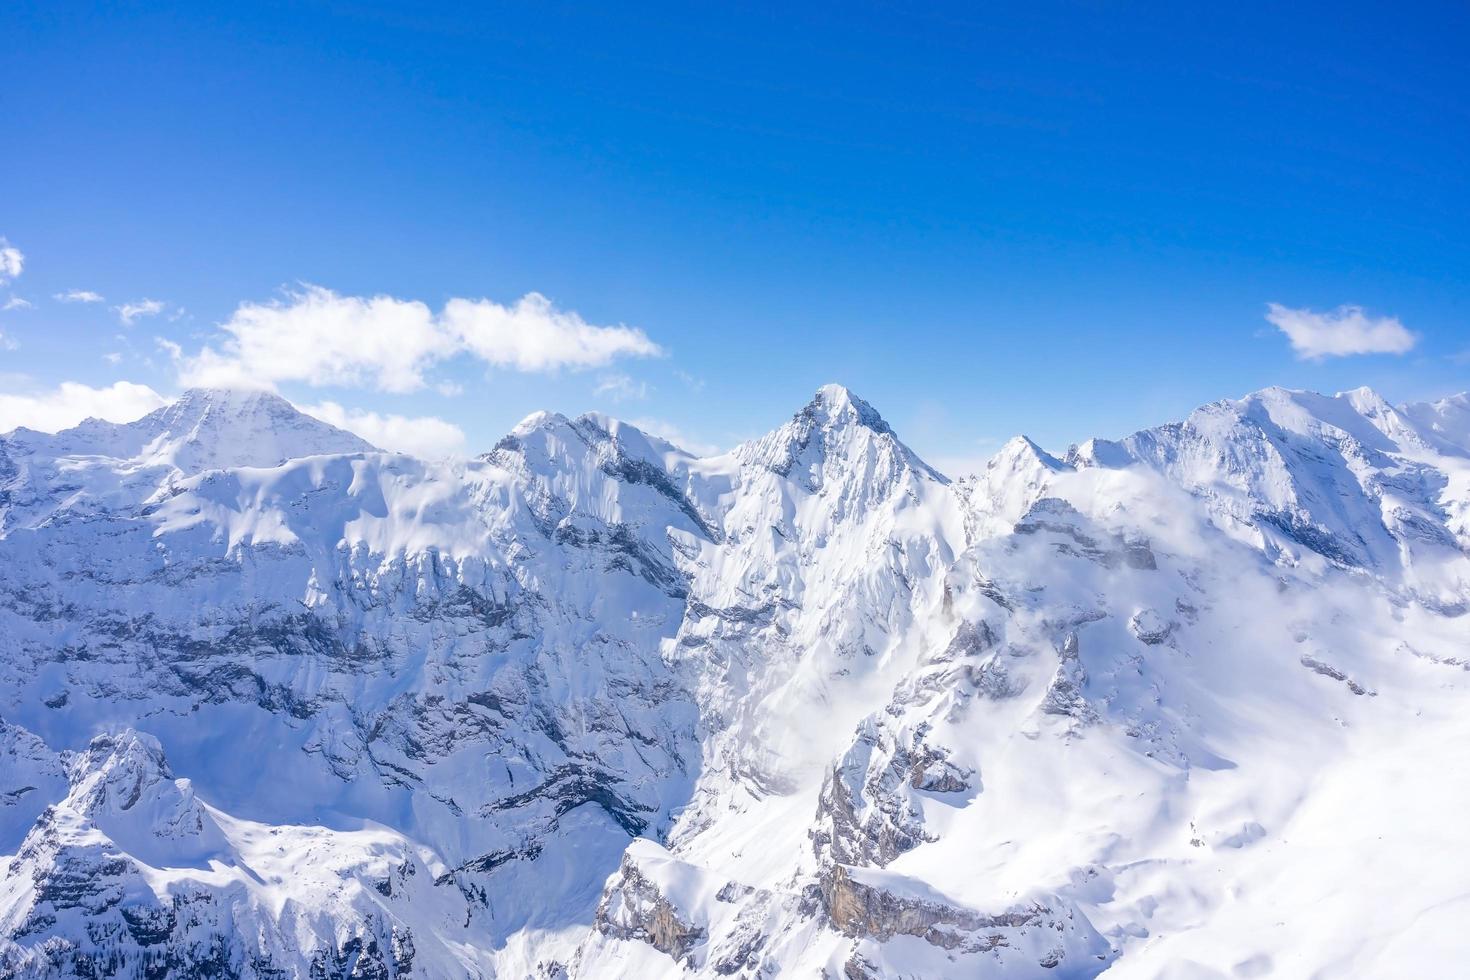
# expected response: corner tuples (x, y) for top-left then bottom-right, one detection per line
(0, 381), (168, 434)
(300, 400), (468, 458)
(179, 285), (662, 392)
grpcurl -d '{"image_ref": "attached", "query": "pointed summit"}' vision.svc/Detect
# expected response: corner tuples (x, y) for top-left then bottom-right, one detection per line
(736, 383), (944, 487)
(802, 383), (892, 435)
(993, 435), (1068, 473)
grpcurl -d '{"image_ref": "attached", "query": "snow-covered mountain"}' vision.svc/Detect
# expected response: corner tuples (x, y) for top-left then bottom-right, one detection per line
(2, 382), (1467, 978)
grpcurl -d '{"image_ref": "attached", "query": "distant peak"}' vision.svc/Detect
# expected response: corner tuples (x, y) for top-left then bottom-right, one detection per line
(996, 435), (1068, 471)
(1065, 437), (1136, 469)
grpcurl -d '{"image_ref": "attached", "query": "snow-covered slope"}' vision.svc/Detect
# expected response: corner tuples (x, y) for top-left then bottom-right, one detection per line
(1, 383), (1468, 978)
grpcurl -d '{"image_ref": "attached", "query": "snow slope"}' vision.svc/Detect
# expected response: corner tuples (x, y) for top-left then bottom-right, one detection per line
(1, 382), (1468, 978)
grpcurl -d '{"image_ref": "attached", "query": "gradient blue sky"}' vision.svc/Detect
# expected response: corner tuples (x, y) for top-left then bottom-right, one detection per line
(2, 2), (1467, 468)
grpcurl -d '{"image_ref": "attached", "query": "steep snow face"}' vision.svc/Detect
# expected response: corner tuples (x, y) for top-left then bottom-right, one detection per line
(1065, 386), (1470, 596)
(670, 387), (965, 832)
(2, 382), (1469, 979)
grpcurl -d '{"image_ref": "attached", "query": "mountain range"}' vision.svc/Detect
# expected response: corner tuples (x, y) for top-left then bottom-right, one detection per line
(1, 381), (1467, 978)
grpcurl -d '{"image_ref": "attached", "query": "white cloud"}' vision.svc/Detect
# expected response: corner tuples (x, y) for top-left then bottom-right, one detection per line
(103, 352), (122, 365)
(179, 285), (662, 393)
(445, 292), (662, 372)
(0, 330), (16, 351)
(182, 286), (447, 392)
(2, 296), (32, 311)
(299, 400), (467, 458)
(628, 416), (723, 456)
(55, 289), (105, 304)
(594, 372), (649, 402)
(1266, 303), (1417, 360)
(0, 240), (22, 284)
(115, 298), (166, 325)
(0, 381), (167, 434)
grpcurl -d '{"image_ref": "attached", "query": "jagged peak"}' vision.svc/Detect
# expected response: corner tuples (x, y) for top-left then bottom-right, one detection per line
(732, 382), (947, 487)
(72, 729), (173, 784)
(801, 383), (892, 435)
(62, 729), (224, 857)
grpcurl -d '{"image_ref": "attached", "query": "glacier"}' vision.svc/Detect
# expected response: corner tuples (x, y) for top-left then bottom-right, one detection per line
(1, 382), (1468, 978)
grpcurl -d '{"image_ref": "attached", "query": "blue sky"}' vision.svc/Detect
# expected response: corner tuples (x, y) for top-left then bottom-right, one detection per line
(1, 2), (1466, 468)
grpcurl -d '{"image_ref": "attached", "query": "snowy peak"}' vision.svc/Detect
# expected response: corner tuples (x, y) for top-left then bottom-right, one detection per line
(0, 388), (382, 534)
(486, 405), (720, 547)
(150, 387), (378, 470)
(496, 409), (692, 470)
(1401, 391), (1470, 455)
(959, 436), (1073, 539)
(69, 730), (179, 817)
(736, 383), (944, 489)
(804, 383), (893, 436)
(1065, 436), (1135, 469)
(63, 730), (225, 860)
(992, 434), (1069, 473)
(3, 387), (377, 474)
(1056, 384), (1469, 571)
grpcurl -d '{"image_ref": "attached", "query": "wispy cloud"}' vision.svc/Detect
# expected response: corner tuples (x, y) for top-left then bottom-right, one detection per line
(1265, 303), (1416, 360)
(177, 285), (662, 392)
(594, 372), (649, 402)
(0, 239), (22, 285)
(54, 289), (105, 304)
(115, 298), (167, 325)
(0, 330), (17, 352)
(2, 296), (32, 311)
